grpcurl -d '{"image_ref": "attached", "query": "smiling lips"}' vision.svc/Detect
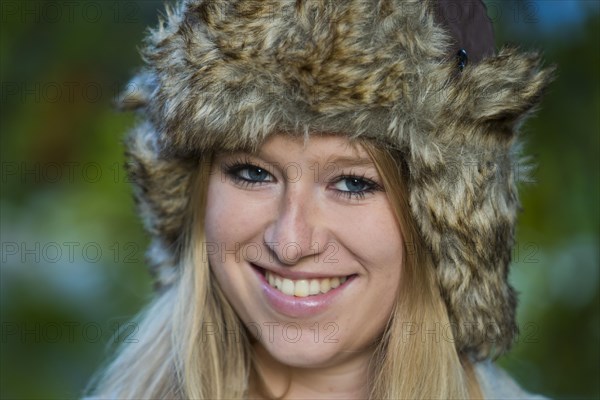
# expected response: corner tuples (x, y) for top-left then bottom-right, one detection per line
(251, 264), (357, 318)
(265, 269), (350, 297)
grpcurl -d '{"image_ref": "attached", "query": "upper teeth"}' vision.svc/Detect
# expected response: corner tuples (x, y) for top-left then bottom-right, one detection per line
(266, 270), (349, 297)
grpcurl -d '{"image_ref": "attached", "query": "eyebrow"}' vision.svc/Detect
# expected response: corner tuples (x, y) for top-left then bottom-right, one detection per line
(322, 155), (376, 168)
(230, 150), (376, 169)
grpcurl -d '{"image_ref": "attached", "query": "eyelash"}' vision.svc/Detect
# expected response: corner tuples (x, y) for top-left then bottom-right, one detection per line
(222, 157), (272, 189)
(222, 157), (383, 201)
(332, 173), (383, 201)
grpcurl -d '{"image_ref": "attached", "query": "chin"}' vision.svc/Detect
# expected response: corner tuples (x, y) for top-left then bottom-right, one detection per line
(261, 338), (349, 368)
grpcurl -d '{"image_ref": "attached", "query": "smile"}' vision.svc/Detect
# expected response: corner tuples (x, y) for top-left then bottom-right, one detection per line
(265, 270), (350, 297)
(251, 263), (358, 318)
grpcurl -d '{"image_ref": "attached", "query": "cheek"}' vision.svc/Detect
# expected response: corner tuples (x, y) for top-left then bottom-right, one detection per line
(334, 199), (404, 278)
(204, 179), (258, 245)
(205, 179), (232, 243)
(369, 228), (403, 291)
(204, 177), (274, 295)
(204, 179), (260, 318)
(327, 200), (404, 344)
(204, 180), (248, 287)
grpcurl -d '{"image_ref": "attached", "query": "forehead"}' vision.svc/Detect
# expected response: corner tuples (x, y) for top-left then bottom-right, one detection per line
(245, 133), (373, 164)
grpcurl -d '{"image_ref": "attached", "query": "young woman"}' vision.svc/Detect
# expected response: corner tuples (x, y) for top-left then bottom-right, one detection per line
(86, 0), (553, 398)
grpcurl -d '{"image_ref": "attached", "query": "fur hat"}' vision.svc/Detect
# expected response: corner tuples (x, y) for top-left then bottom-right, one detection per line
(119, 0), (553, 360)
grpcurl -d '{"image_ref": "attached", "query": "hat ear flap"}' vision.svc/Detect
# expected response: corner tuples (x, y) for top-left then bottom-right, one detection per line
(446, 47), (555, 138)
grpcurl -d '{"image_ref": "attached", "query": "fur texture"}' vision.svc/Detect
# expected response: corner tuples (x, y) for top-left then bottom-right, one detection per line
(120, 0), (554, 359)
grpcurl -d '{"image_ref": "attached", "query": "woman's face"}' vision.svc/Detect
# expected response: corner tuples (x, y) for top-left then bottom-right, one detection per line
(204, 134), (404, 368)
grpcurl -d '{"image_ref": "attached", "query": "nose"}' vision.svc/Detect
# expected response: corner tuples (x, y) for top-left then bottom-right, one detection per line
(263, 184), (327, 266)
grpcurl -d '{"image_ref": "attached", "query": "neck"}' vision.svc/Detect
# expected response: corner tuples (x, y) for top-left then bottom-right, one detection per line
(248, 342), (372, 400)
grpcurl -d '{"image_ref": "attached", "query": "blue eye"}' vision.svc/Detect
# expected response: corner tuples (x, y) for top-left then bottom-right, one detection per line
(332, 175), (383, 201)
(334, 177), (370, 193)
(236, 166), (272, 182)
(224, 162), (274, 186)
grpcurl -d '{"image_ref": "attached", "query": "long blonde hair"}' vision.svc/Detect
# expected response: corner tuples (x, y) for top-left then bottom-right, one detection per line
(85, 140), (481, 399)
(363, 142), (481, 399)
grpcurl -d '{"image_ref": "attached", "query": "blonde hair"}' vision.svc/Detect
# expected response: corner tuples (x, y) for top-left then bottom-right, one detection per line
(85, 140), (482, 399)
(363, 142), (481, 399)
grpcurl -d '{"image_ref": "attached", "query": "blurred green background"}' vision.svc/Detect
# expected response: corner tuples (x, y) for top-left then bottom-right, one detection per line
(1, 1), (598, 398)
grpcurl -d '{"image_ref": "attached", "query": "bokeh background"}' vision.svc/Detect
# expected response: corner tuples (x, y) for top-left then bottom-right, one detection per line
(1, 0), (598, 398)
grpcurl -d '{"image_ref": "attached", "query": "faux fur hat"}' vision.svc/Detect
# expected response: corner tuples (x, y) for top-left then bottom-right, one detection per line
(119, 0), (553, 360)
